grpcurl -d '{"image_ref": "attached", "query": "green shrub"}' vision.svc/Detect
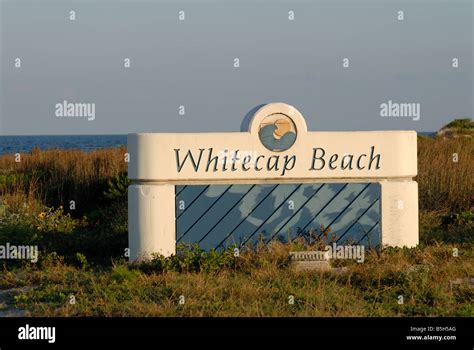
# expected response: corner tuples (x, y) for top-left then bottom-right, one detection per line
(442, 210), (474, 229)
(0, 203), (127, 265)
(443, 118), (473, 130)
(111, 264), (139, 283)
(138, 243), (237, 274)
(103, 173), (131, 200)
(75, 253), (88, 270)
(34, 206), (77, 233)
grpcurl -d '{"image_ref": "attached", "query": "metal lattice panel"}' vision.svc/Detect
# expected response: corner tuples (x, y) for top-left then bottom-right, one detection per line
(176, 183), (381, 250)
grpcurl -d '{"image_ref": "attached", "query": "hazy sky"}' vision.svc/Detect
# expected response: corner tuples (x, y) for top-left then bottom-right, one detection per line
(0, 0), (472, 135)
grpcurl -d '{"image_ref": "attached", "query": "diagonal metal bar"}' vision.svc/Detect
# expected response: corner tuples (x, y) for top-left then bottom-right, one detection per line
(300, 184), (349, 233)
(266, 184), (325, 243)
(354, 221), (379, 246)
(178, 185), (232, 241)
(240, 184), (303, 247)
(316, 183), (372, 238)
(198, 184), (257, 244)
(215, 184), (280, 248)
(177, 185), (210, 219)
(336, 198), (380, 242)
(176, 185), (187, 197)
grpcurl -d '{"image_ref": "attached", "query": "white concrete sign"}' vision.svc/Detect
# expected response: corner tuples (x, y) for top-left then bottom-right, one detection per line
(128, 103), (418, 262)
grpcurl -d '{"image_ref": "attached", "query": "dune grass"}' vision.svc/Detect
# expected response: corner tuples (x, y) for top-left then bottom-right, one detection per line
(417, 137), (473, 211)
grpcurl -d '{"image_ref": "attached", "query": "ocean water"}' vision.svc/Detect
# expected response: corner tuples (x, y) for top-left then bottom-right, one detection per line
(0, 132), (436, 156)
(0, 135), (127, 155)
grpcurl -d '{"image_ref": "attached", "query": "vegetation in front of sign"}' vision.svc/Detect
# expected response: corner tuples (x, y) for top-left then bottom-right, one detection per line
(2, 243), (473, 316)
(0, 120), (472, 316)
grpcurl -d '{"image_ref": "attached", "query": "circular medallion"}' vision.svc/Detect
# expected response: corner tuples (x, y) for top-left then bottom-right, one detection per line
(258, 113), (297, 152)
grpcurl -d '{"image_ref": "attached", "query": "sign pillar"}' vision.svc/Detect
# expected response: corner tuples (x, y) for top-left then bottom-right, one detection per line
(380, 180), (419, 247)
(128, 184), (175, 261)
